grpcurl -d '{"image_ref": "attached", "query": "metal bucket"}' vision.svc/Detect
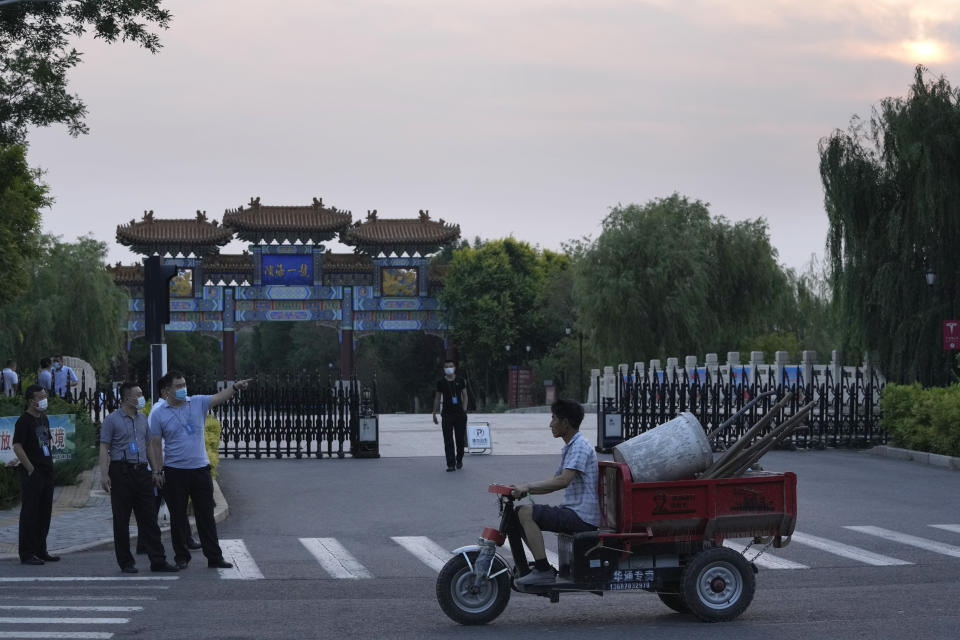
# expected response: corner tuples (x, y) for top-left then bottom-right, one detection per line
(612, 412), (712, 482)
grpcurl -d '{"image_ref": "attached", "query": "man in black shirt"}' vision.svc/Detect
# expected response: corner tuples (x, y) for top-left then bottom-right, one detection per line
(432, 360), (468, 472)
(11, 384), (59, 565)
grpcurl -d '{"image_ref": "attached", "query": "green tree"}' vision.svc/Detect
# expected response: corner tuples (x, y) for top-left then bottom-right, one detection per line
(0, 235), (127, 375)
(439, 238), (569, 406)
(569, 194), (794, 365)
(0, 143), (47, 304)
(0, 0), (171, 144)
(819, 66), (960, 385)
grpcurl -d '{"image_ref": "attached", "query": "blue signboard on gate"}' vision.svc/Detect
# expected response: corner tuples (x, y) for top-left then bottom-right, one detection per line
(261, 254), (312, 285)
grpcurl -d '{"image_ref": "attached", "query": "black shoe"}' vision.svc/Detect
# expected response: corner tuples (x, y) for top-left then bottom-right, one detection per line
(456, 461), (463, 469)
(120, 565), (138, 574)
(208, 558), (233, 569)
(175, 560), (190, 570)
(21, 556), (44, 566)
(150, 562), (180, 573)
(39, 553), (60, 562)
(187, 537), (202, 550)
(445, 466), (455, 472)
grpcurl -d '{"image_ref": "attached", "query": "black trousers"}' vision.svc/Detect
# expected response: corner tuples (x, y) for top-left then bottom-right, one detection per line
(163, 466), (222, 564)
(108, 462), (168, 568)
(136, 487), (193, 553)
(18, 467), (54, 561)
(441, 412), (467, 468)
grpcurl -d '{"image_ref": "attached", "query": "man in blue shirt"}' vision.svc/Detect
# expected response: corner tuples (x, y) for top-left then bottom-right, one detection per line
(510, 399), (601, 586)
(149, 370), (250, 569)
(37, 358), (53, 395)
(51, 355), (78, 399)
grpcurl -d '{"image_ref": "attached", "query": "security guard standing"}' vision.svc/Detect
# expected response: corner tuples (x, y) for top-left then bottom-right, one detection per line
(11, 385), (58, 565)
(98, 382), (178, 574)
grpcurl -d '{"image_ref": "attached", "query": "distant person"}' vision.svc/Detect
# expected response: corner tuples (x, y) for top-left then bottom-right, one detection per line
(51, 355), (78, 399)
(509, 399), (601, 586)
(432, 359), (468, 472)
(99, 382), (179, 574)
(2, 360), (18, 397)
(11, 385), (59, 565)
(150, 370), (250, 569)
(37, 358), (53, 394)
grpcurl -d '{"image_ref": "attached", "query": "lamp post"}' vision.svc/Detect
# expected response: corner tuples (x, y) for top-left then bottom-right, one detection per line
(565, 327), (584, 402)
(926, 269), (942, 386)
(505, 345), (513, 408)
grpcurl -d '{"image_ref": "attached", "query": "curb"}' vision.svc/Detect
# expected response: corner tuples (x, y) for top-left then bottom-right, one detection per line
(867, 445), (960, 470)
(0, 477), (229, 560)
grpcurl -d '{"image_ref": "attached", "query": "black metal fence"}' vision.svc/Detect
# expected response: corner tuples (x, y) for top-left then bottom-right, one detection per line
(600, 365), (886, 450)
(214, 375), (377, 459)
(58, 372), (378, 460)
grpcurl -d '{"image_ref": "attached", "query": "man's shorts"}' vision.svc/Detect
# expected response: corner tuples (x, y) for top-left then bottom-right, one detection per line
(532, 504), (596, 534)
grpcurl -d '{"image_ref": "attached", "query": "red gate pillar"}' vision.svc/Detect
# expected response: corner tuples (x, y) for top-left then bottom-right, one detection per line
(222, 331), (236, 382)
(340, 328), (355, 378)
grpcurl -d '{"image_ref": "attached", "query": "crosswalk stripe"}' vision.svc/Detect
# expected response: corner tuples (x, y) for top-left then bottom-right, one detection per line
(844, 526), (960, 558)
(789, 531), (911, 566)
(0, 634), (114, 639)
(929, 524), (960, 534)
(723, 540), (808, 569)
(218, 539), (264, 580)
(392, 536), (450, 572)
(0, 618), (128, 624)
(501, 540), (559, 568)
(0, 578), (176, 583)
(299, 538), (373, 579)
(0, 607), (142, 612)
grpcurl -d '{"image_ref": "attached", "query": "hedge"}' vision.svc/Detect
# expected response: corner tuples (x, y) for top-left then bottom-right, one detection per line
(880, 383), (960, 457)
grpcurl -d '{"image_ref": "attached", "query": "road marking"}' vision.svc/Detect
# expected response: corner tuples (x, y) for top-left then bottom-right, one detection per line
(299, 538), (373, 579)
(0, 597), (155, 602)
(723, 540), (808, 569)
(929, 524), (960, 534)
(392, 536), (450, 572)
(0, 617), (128, 624)
(789, 531), (911, 566)
(0, 578), (176, 583)
(0, 607), (141, 613)
(218, 539), (264, 580)
(845, 526), (960, 558)
(0, 634), (114, 639)
(502, 540), (560, 568)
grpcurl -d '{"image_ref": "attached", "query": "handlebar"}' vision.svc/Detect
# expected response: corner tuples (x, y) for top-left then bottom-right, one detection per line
(488, 484), (515, 496)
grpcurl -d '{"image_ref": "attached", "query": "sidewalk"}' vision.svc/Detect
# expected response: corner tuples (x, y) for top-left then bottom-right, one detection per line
(2, 413), (956, 559)
(0, 465), (229, 561)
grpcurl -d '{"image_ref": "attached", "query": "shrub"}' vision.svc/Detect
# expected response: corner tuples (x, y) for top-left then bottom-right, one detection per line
(880, 383), (960, 457)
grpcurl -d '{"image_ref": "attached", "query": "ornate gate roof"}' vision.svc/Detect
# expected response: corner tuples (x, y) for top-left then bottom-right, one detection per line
(222, 197), (352, 244)
(342, 210), (460, 256)
(116, 210), (234, 256)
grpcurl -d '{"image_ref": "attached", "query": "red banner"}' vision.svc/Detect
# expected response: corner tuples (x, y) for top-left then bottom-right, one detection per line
(943, 320), (960, 350)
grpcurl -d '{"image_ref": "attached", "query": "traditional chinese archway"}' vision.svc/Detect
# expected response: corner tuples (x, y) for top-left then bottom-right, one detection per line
(110, 198), (460, 380)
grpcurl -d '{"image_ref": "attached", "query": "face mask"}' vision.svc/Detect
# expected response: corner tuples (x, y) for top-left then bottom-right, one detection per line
(136, 396), (146, 410)
(53, 362), (61, 370)
(444, 367), (455, 375)
(36, 398), (48, 411)
(175, 388), (188, 401)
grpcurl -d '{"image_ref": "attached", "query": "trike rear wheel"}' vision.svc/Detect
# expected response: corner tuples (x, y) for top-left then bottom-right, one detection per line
(436, 551), (511, 625)
(680, 547), (755, 622)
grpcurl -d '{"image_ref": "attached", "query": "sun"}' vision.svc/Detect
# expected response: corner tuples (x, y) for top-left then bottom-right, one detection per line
(903, 39), (945, 62)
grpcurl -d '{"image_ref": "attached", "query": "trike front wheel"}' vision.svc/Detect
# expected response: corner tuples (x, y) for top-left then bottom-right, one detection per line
(436, 551), (511, 625)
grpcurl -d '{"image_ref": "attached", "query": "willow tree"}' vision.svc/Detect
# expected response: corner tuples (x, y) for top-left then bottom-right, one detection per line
(569, 194), (793, 365)
(819, 66), (960, 385)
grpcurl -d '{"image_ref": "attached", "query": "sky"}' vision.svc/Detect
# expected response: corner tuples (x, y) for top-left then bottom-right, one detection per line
(23, 0), (960, 272)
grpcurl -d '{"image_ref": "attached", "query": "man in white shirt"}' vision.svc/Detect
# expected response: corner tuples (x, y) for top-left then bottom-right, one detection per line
(2, 360), (18, 397)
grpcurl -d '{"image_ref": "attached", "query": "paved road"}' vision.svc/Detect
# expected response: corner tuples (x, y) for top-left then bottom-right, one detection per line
(1, 449), (958, 639)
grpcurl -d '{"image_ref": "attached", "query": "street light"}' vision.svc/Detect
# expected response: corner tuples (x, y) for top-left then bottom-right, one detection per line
(926, 270), (936, 287)
(505, 345), (512, 408)
(565, 327), (584, 403)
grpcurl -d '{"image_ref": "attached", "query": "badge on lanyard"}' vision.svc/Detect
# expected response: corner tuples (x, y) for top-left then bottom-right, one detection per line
(42, 444), (50, 456)
(451, 395), (458, 405)
(128, 441), (140, 454)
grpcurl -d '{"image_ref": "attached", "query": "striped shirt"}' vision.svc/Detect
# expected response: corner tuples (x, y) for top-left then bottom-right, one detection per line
(557, 432), (601, 527)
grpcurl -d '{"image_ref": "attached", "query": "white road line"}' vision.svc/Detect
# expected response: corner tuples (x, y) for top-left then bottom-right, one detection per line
(0, 607), (142, 613)
(299, 538), (373, 579)
(929, 524), (960, 535)
(0, 617), (128, 624)
(845, 526), (960, 558)
(0, 634), (114, 639)
(218, 539), (264, 580)
(0, 597), (155, 602)
(502, 540), (560, 568)
(789, 531), (911, 566)
(723, 540), (808, 569)
(392, 536), (450, 572)
(0, 578), (176, 583)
